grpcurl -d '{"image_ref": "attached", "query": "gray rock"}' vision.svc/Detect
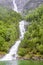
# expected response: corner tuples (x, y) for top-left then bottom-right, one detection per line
(23, 0), (43, 11)
(15, 0), (29, 12)
(0, 0), (43, 12)
(0, 0), (13, 9)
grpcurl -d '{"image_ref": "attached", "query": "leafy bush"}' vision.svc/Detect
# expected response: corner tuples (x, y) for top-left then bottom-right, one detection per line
(37, 45), (43, 54)
(18, 48), (28, 56)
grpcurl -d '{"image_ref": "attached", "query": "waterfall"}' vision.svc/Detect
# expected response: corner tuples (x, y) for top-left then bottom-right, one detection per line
(0, 0), (26, 61)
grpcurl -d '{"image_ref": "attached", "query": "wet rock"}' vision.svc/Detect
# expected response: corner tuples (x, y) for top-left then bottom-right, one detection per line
(0, 55), (4, 58)
(32, 56), (40, 60)
(12, 54), (15, 57)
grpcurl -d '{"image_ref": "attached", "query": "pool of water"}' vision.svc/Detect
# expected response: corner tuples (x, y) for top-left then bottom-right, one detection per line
(0, 60), (43, 65)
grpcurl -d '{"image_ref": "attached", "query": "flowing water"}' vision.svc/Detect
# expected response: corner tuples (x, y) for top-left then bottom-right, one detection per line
(0, 0), (26, 61)
(13, 0), (18, 12)
(0, 20), (25, 61)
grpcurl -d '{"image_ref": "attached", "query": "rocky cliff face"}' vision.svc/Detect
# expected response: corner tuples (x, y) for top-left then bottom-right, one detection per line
(15, 0), (29, 12)
(0, 0), (43, 12)
(0, 0), (13, 9)
(0, 0), (29, 11)
(15, 0), (43, 12)
(23, 0), (43, 11)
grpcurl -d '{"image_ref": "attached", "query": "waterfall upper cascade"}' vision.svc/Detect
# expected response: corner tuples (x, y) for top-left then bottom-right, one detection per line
(13, 0), (18, 12)
(0, 0), (26, 61)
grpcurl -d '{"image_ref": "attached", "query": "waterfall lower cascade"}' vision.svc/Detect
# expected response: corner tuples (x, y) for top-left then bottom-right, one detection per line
(0, 0), (26, 61)
(0, 20), (25, 61)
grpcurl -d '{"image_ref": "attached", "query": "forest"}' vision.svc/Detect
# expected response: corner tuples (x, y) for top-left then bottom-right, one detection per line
(18, 5), (43, 59)
(0, 6), (22, 55)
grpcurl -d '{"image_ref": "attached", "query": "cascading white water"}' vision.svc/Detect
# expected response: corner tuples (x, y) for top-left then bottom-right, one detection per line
(0, 0), (26, 61)
(13, 0), (18, 12)
(0, 20), (25, 61)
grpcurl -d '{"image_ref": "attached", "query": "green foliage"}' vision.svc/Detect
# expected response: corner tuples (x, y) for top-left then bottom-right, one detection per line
(18, 48), (27, 56)
(0, 6), (22, 54)
(25, 5), (43, 22)
(18, 5), (43, 57)
(37, 44), (43, 54)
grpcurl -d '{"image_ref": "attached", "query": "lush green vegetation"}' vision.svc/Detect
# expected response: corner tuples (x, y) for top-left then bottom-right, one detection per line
(18, 5), (43, 59)
(0, 60), (43, 65)
(0, 6), (22, 54)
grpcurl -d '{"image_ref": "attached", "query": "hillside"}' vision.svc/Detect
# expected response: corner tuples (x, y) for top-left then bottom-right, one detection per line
(0, 6), (22, 57)
(0, 0), (43, 60)
(18, 5), (43, 60)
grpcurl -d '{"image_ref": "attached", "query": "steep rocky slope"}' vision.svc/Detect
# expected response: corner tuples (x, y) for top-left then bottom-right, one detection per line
(0, 0), (43, 12)
(23, 0), (43, 11)
(15, 0), (29, 12)
(0, 0), (13, 9)
(0, 0), (29, 11)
